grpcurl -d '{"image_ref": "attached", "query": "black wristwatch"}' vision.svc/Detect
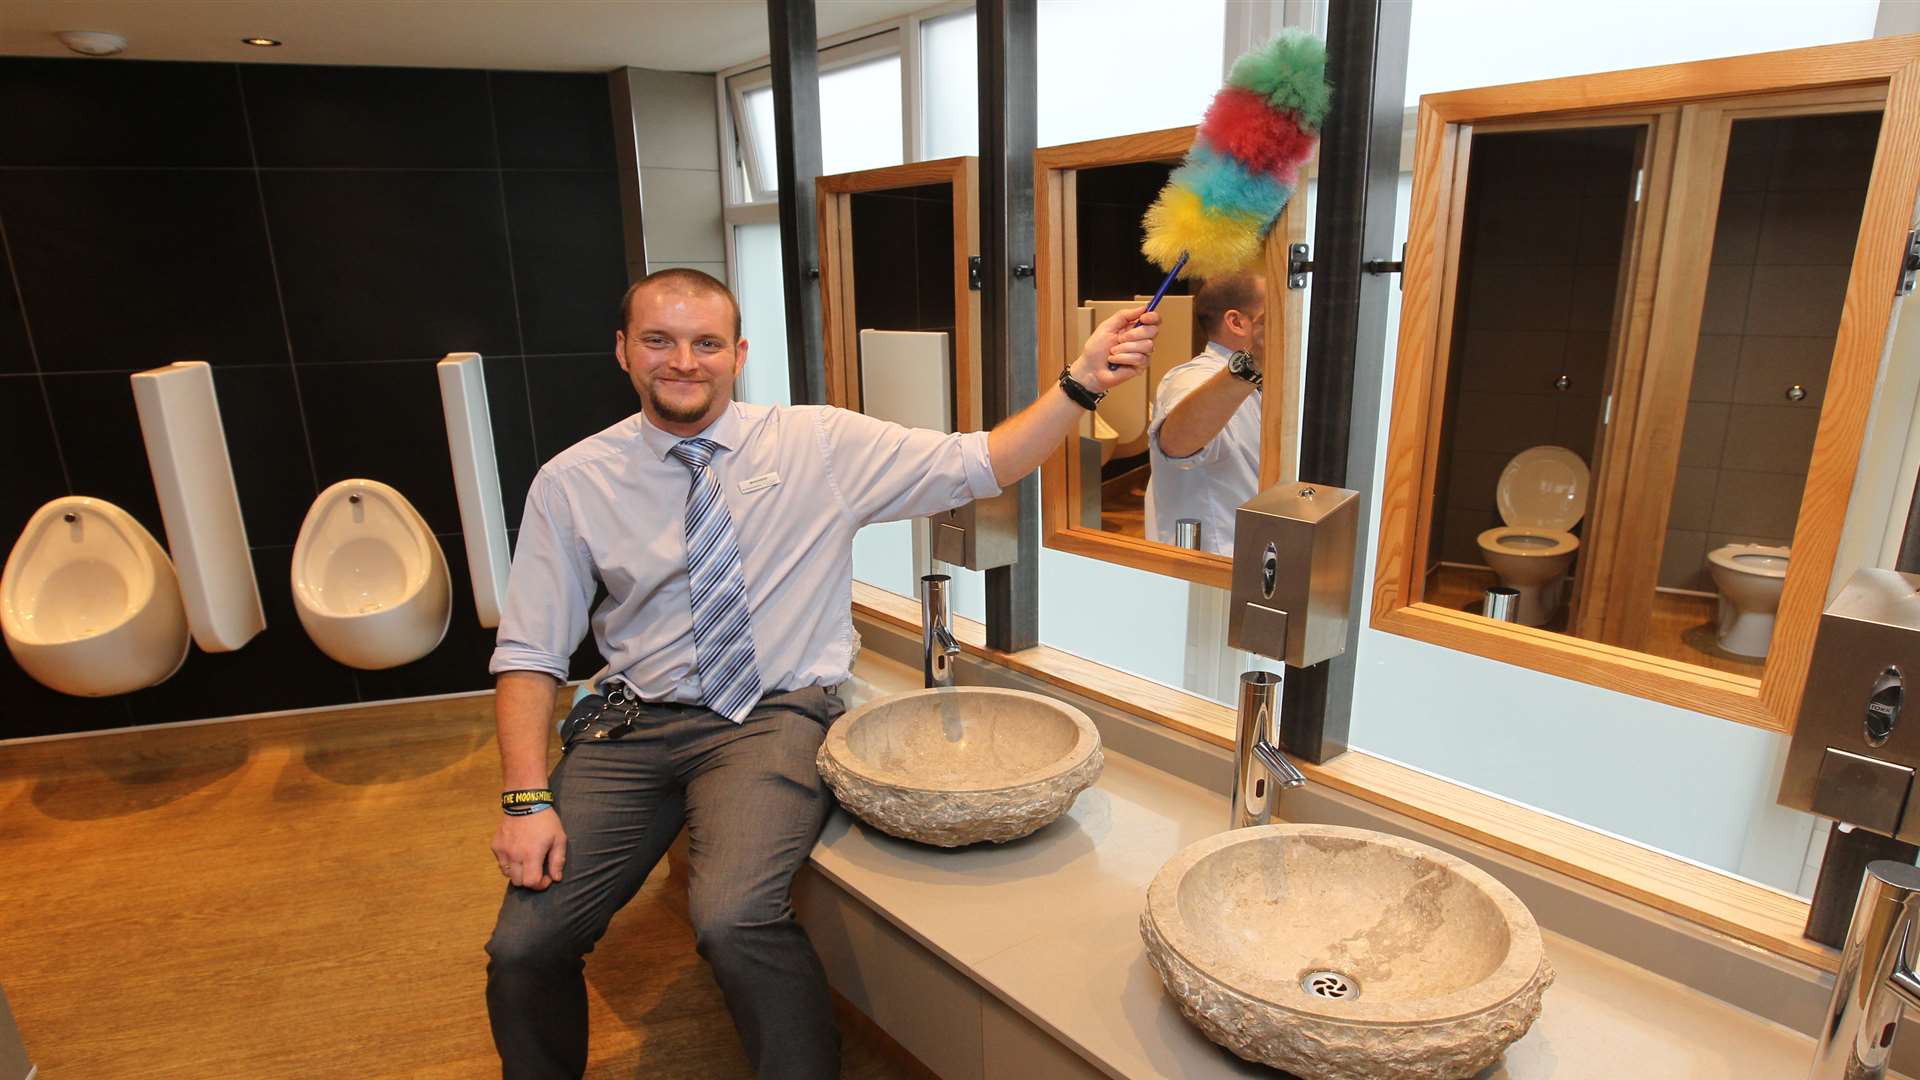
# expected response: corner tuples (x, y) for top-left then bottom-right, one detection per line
(1226, 349), (1263, 389)
(1058, 368), (1106, 410)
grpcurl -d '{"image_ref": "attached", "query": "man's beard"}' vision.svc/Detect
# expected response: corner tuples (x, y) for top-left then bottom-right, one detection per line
(647, 379), (715, 424)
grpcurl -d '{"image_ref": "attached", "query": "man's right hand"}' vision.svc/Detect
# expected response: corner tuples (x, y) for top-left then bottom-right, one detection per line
(493, 809), (568, 891)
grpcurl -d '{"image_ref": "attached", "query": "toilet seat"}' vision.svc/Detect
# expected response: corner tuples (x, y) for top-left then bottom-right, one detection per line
(1, 496), (190, 696)
(1707, 543), (1788, 578)
(1475, 526), (1580, 559)
(292, 479), (450, 670)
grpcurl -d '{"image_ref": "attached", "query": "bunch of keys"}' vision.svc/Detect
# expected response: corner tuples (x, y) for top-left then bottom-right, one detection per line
(593, 683), (642, 740)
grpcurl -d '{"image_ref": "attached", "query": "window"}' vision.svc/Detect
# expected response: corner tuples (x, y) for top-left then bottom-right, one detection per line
(726, 32), (907, 204)
(1404, 0), (1880, 105)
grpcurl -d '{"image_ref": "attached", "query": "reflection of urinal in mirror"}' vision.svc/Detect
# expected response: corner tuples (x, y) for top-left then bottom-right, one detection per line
(2, 496), (190, 696)
(292, 479), (450, 669)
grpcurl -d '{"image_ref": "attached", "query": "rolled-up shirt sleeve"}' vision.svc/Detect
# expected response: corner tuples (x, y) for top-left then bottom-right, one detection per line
(816, 407), (1002, 526)
(489, 472), (595, 681)
(1148, 365), (1227, 469)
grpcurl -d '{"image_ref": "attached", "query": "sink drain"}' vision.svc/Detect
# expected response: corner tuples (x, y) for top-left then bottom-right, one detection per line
(1301, 969), (1359, 1000)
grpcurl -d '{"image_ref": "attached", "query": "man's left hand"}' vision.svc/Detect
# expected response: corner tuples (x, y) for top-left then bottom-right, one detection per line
(1068, 306), (1160, 393)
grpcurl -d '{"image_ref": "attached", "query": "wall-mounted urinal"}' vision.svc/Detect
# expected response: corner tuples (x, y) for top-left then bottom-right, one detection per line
(292, 479), (450, 669)
(2, 496), (191, 696)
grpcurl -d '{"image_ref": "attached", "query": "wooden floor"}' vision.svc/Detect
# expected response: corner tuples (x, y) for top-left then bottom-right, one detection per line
(0, 696), (923, 1079)
(1424, 564), (1765, 679)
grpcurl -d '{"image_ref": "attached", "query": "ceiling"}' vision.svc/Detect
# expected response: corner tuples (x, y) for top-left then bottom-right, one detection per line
(0, 1), (936, 74)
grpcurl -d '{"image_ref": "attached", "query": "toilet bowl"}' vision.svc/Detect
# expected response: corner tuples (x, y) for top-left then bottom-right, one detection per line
(1706, 543), (1789, 658)
(1475, 446), (1589, 627)
(1, 496), (190, 696)
(292, 479), (450, 669)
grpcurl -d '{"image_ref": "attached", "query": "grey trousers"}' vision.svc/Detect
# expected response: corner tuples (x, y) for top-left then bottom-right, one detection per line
(484, 685), (846, 1080)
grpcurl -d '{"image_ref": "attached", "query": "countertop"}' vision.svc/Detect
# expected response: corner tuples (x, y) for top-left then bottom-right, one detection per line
(819, 650), (1829, 1079)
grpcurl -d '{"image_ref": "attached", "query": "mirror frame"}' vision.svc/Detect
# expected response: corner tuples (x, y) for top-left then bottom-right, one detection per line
(1033, 126), (1307, 588)
(816, 156), (982, 430)
(1371, 36), (1920, 733)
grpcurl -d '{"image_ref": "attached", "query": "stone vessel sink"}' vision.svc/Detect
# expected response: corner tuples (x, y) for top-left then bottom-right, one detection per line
(1141, 824), (1552, 1080)
(817, 686), (1102, 847)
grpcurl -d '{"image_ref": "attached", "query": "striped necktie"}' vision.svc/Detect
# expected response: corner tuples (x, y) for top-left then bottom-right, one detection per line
(666, 438), (763, 723)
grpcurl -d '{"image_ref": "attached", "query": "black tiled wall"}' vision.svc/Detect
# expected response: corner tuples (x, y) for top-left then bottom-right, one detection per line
(0, 59), (630, 738)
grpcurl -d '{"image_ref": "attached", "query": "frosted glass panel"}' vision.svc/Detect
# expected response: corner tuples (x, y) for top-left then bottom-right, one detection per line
(1039, 547), (1191, 691)
(1405, 0), (1877, 105)
(921, 10), (979, 158)
(742, 85), (778, 196)
(853, 520), (917, 597)
(822, 54), (905, 176)
(732, 222), (791, 407)
(1036, 0), (1227, 146)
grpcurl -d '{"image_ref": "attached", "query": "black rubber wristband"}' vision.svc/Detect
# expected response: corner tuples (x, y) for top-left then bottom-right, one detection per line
(1058, 368), (1105, 411)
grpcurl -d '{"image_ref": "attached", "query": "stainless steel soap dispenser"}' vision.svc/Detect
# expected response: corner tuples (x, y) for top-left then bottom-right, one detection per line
(1778, 568), (1920, 837)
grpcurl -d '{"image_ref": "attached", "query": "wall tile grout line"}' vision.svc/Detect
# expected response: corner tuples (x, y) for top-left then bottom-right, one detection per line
(233, 63), (323, 498)
(0, 202), (72, 495)
(484, 70), (545, 473)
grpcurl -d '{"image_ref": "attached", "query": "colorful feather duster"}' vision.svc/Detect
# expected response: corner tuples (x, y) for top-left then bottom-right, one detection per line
(1141, 29), (1330, 284)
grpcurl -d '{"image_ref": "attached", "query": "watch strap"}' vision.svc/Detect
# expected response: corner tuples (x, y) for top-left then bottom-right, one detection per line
(1058, 368), (1105, 410)
(1227, 350), (1263, 389)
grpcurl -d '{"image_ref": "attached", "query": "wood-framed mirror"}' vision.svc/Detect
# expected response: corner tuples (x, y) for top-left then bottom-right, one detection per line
(1373, 35), (1920, 733)
(1034, 126), (1307, 589)
(816, 156), (982, 434)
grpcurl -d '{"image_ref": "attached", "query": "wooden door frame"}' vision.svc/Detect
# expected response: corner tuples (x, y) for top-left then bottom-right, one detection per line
(815, 156), (982, 431)
(1033, 126), (1306, 589)
(1372, 35), (1920, 733)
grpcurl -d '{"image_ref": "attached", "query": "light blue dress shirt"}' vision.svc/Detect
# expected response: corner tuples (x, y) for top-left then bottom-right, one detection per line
(489, 401), (1001, 703)
(1143, 342), (1263, 557)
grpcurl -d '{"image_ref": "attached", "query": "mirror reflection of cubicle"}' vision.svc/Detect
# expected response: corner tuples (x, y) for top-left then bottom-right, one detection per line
(1036, 127), (1306, 589)
(1372, 38), (1920, 734)
(816, 157), (982, 589)
(816, 157), (980, 433)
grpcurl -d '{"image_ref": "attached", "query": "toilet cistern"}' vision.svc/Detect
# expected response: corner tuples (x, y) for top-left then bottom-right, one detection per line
(1225, 483), (1361, 828)
(921, 574), (960, 689)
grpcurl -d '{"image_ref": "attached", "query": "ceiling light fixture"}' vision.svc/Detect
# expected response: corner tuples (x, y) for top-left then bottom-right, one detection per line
(241, 37), (281, 47)
(56, 30), (127, 56)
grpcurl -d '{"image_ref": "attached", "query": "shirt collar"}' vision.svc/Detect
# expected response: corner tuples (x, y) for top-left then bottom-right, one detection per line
(639, 401), (745, 461)
(1203, 340), (1237, 360)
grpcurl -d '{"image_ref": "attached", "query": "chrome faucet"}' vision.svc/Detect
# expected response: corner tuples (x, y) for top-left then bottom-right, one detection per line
(1232, 669), (1306, 828)
(1809, 859), (1920, 1078)
(921, 574), (960, 689)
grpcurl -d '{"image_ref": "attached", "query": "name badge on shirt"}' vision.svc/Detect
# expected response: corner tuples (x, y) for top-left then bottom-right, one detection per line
(738, 471), (781, 495)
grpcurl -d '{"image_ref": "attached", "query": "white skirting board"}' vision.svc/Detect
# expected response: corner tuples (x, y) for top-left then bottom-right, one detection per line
(436, 353), (511, 629)
(129, 360), (265, 652)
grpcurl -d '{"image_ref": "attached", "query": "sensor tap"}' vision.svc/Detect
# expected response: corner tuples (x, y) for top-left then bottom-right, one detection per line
(921, 574), (960, 689)
(1809, 859), (1920, 1078)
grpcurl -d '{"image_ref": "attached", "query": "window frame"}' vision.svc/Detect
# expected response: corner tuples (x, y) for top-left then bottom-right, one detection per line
(1371, 36), (1920, 735)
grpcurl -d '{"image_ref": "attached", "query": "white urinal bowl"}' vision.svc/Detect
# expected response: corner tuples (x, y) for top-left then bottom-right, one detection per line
(2, 496), (190, 696)
(292, 479), (450, 670)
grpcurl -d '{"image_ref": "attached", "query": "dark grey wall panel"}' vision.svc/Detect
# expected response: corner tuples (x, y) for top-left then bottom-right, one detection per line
(263, 170), (520, 364)
(490, 71), (617, 169)
(502, 169), (627, 355)
(241, 64), (497, 169)
(0, 58), (250, 167)
(0, 170), (286, 371)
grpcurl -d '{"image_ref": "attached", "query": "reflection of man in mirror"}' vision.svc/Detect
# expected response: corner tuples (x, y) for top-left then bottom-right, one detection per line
(1144, 272), (1266, 556)
(482, 268), (1158, 1079)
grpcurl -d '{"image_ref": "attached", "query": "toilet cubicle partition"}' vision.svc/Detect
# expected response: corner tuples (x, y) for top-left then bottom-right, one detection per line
(436, 353), (511, 628)
(130, 361), (266, 651)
